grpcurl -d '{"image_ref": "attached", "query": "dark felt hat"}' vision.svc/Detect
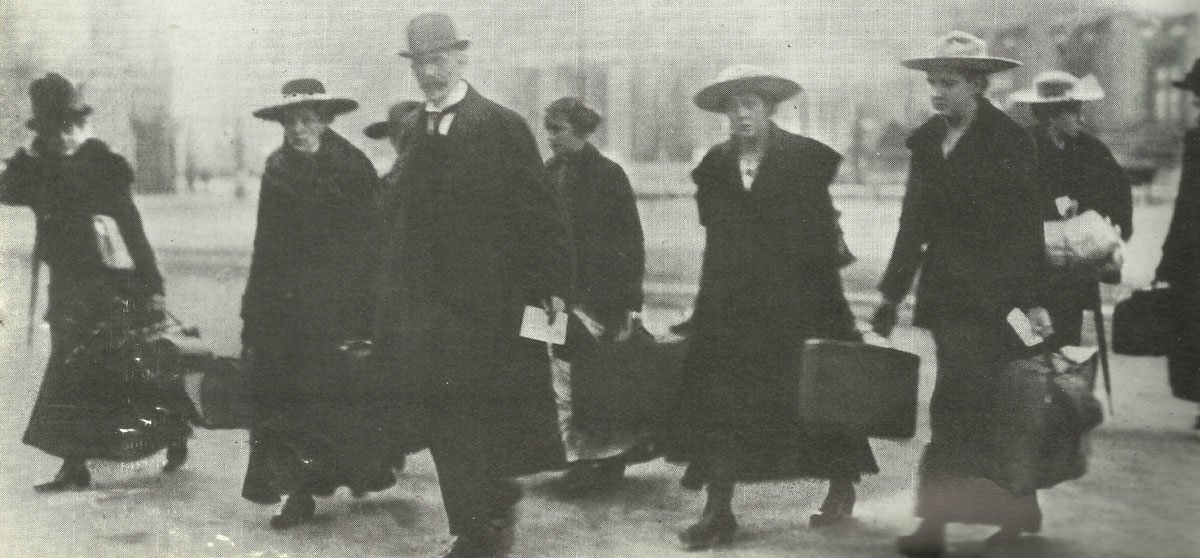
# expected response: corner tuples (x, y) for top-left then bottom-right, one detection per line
(1173, 58), (1200, 93)
(26, 72), (92, 131)
(398, 12), (470, 58)
(253, 78), (358, 121)
(364, 101), (422, 139)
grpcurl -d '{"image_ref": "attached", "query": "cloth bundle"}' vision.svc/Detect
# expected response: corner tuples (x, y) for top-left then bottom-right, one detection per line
(1044, 209), (1123, 271)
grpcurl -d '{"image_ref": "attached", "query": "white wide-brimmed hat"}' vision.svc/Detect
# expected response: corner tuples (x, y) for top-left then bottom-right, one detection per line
(1009, 71), (1105, 104)
(901, 31), (1022, 74)
(253, 78), (358, 122)
(693, 65), (801, 113)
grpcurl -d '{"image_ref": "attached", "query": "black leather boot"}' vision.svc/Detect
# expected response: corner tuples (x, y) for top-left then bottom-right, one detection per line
(34, 460), (90, 493)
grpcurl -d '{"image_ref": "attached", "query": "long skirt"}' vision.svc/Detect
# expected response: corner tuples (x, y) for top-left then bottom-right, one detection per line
(240, 322), (396, 505)
(916, 318), (1042, 530)
(670, 310), (878, 485)
(23, 323), (192, 461)
(1167, 286), (1200, 403)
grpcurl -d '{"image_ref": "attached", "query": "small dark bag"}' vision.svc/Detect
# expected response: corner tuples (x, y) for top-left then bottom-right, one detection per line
(1112, 288), (1173, 356)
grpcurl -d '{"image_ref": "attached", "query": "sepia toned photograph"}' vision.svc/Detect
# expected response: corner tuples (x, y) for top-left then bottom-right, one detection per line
(0, 1), (1197, 556)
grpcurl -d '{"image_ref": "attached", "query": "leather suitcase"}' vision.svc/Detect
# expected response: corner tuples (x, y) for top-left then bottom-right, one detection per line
(797, 339), (920, 439)
(1112, 289), (1172, 356)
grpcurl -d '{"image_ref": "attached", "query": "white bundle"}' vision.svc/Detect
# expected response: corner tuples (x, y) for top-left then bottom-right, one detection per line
(1043, 210), (1123, 269)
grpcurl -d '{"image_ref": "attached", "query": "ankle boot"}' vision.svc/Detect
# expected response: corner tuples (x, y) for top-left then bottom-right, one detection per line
(679, 508), (737, 551)
(163, 443), (188, 473)
(270, 493), (315, 530)
(810, 480), (856, 527)
(897, 520), (946, 558)
(34, 460), (90, 493)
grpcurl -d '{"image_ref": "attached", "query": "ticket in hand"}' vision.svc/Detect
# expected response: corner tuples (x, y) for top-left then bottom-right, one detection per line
(519, 305), (568, 345)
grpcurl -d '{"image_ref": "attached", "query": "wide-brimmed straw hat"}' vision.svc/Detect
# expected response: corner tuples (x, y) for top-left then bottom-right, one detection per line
(694, 65), (801, 113)
(398, 12), (470, 59)
(252, 78), (358, 122)
(901, 31), (1021, 74)
(364, 101), (422, 139)
(1174, 58), (1200, 93)
(1010, 71), (1105, 104)
(26, 72), (92, 131)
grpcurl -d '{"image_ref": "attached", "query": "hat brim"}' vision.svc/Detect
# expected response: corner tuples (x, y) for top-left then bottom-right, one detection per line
(364, 121), (391, 139)
(1009, 88), (1104, 104)
(398, 39), (470, 59)
(253, 98), (358, 121)
(26, 104), (93, 131)
(1172, 78), (1200, 92)
(901, 56), (1021, 74)
(694, 76), (801, 113)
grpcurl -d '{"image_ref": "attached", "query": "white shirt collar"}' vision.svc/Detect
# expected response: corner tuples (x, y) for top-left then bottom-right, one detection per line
(425, 80), (469, 113)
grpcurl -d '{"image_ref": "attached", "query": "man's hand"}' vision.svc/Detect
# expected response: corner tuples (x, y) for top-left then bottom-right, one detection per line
(613, 311), (637, 343)
(543, 296), (566, 324)
(1026, 307), (1054, 339)
(871, 299), (899, 338)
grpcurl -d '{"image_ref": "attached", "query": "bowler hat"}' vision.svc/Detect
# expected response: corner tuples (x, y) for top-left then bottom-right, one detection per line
(1010, 71), (1104, 104)
(398, 12), (470, 59)
(26, 72), (92, 131)
(1173, 58), (1200, 93)
(364, 101), (422, 139)
(252, 78), (358, 122)
(901, 31), (1021, 74)
(693, 65), (801, 113)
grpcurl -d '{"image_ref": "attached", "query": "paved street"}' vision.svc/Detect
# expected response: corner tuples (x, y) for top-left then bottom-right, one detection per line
(1, 193), (1198, 557)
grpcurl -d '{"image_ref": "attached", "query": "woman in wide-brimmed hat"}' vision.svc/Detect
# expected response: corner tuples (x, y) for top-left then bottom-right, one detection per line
(2, 72), (192, 492)
(872, 32), (1052, 556)
(1156, 57), (1200, 432)
(668, 65), (877, 551)
(240, 78), (395, 530)
(1010, 71), (1132, 350)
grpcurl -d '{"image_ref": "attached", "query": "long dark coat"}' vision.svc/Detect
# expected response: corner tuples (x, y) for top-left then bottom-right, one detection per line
(547, 142), (645, 323)
(1032, 126), (1133, 346)
(878, 100), (1048, 529)
(672, 125), (878, 483)
(373, 86), (571, 475)
(1157, 128), (1200, 402)
(1, 139), (187, 460)
(240, 129), (396, 504)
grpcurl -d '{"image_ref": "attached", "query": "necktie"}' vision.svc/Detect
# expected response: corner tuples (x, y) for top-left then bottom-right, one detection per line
(426, 110), (442, 135)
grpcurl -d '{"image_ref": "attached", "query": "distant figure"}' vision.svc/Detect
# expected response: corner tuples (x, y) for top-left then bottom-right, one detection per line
(1010, 71), (1132, 347)
(1, 73), (187, 491)
(543, 96), (647, 494)
(1156, 57), (1200, 432)
(241, 78), (394, 529)
(670, 65), (877, 551)
(363, 99), (422, 182)
(871, 32), (1052, 556)
(372, 13), (571, 556)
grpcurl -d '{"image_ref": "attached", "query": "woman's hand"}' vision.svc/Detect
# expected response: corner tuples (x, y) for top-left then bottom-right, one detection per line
(1026, 307), (1054, 339)
(613, 311), (637, 343)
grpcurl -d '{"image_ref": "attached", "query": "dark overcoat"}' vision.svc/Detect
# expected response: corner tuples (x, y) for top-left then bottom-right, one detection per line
(547, 142), (645, 323)
(879, 100), (1047, 358)
(878, 100), (1048, 529)
(1, 139), (185, 459)
(239, 129), (395, 504)
(1031, 126), (1133, 345)
(373, 86), (571, 474)
(1157, 128), (1200, 402)
(673, 125), (877, 483)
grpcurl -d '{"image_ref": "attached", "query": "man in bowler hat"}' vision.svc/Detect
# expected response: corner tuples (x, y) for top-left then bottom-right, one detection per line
(372, 12), (571, 557)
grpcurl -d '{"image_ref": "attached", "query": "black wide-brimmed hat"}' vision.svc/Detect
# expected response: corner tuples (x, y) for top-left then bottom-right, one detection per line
(694, 65), (801, 113)
(26, 72), (92, 131)
(364, 101), (422, 139)
(252, 78), (358, 122)
(1174, 58), (1200, 93)
(398, 12), (470, 59)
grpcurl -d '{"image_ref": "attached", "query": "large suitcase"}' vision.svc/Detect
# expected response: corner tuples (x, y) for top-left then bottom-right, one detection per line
(1112, 288), (1173, 356)
(797, 339), (920, 439)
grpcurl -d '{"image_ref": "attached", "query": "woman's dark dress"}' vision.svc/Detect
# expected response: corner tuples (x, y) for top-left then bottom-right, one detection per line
(673, 126), (878, 484)
(239, 130), (396, 504)
(1, 138), (189, 460)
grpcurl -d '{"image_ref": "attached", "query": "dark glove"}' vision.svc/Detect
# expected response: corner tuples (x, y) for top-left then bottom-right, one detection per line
(871, 301), (899, 338)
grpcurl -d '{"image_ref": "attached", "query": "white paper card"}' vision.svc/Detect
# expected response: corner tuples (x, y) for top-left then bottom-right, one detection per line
(520, 305), (568, 345)
(1007, 307), (1045, 347)
(1060, 345), (1099, 363)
